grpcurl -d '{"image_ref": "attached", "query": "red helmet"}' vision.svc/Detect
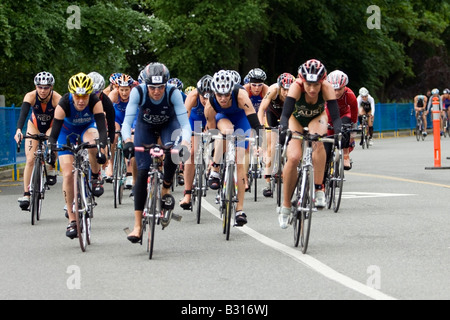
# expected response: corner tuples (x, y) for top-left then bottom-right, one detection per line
(298, 59), (327, 83)
(277, 73), (295, 89)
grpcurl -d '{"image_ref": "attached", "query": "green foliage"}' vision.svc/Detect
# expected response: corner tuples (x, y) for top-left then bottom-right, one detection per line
(0, 0), (448, 105)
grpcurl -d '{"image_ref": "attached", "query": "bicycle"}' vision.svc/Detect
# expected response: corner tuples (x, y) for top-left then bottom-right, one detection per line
(443, 110), (450, 138)
(284, 128), (335, 254)
(414, 110), (426, 141)
(17, 133), (50, 225)
(213, 134), (254, 241)
(191, 131), (212, 224)
(324, 129), (344, 213)
(360, 115), (370, 149)
(247, 134), (262, 202)
(134, 143), (183, 260)
(265, 126), (284, 209)
(54, 133), (100, 252)
(112, 131), (127, 208)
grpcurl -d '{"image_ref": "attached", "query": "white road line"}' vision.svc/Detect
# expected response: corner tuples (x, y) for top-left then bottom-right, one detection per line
(202, 199), (397, 300)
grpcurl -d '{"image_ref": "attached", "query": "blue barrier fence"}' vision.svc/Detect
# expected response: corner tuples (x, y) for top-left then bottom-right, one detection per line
(0, 105), (28, 178)
(0, 102), (431, 179)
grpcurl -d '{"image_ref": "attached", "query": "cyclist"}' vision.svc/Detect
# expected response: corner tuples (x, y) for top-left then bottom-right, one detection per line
(243, 68), (269, 113)
(103, 72), (121, 96)
(441, 89), (450, 133)
(122, 62), (191, 243)
(257, 72), (295, 197)
(87, 72), (116, 150)
(357, 87), (376, 146)
(205, 69), (264, 226)
(179, 75), (213, 210)
(414, 94), (428, 136)
(427, 88), (443, 134)
(326, 70), (358, 170)
(168, 77), (187, 185)
(106, 74), (135, 188)
(47, 73), (108, 239)
(14, 71), (61, 210)
(278, 59), (342, 229)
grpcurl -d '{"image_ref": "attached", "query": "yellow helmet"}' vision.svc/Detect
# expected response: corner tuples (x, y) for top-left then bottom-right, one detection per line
(68, 72), (93, 95)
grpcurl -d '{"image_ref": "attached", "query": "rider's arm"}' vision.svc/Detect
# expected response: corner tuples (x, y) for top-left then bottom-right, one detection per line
(257, 84), (277, 126)
(184, 89), (198, 119)
(100, 94), (116, 143)
(92, 100), (107, 147)
(237, 89), (263, 131)
(15, 92), (34, 134)
(322, 81), (342, 134)
(369, 95), (375, 117)
(347, 89), (359, 124)
(48, 105), (66, 146)
(171, 87), (192, 144)
(121, 85), (141, 143)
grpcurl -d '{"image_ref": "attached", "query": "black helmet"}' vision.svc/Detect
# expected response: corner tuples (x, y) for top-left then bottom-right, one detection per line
(142, 62), (170, 85)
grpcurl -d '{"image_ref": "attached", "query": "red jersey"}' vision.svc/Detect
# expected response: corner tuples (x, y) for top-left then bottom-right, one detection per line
(326, 87), (358, 124)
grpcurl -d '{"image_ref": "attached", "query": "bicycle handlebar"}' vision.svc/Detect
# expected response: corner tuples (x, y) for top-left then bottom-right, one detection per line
(17, 132), (49, 153)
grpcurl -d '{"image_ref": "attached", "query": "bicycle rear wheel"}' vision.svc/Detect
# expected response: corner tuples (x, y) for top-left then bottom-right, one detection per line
(194, 163), (204, 224)
(331, 149), (344, 213)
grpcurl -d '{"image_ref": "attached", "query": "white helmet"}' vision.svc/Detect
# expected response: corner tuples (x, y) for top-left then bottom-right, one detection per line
(212, 70), (234, 95)
(327, 70), (349, 89)
(34, 71), (55, 86)
(87, 72), (105, 92)
(359, 87), (369, 96)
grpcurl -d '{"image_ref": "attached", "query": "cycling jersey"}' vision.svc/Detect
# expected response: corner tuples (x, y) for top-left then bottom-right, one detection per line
(266, 88), (284, 127)
(209, 87), (251, 148)
(189, 95), (206, 131)
(248, 91), (264, 113)
(113, 95), (128, 126)
(443, 97), (450, 110)
(16, 91), (56, 133)
(292, 85), (325, 128)
(357, 94), (376, 116)
(53, 93), (101, 156)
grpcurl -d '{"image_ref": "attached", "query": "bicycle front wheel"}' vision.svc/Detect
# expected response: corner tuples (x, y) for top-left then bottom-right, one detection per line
(146, 176), (158, 259)
(74, 171), (87, 252)
(30, 158), (42, 225)
(223, 164), (235, 240)
(194, 163), (204, 224)
(294, 167), (313, 253)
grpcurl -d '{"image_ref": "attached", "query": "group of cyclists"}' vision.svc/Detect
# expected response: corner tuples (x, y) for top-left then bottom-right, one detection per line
(414, 88), (450, 137)
(15, 59), (380, 242)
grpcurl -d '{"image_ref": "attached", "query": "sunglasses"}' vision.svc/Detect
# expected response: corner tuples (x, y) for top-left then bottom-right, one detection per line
(251, 83), (263, 87)
(148, 84), (165, 91)
(216, 93), (231, 98)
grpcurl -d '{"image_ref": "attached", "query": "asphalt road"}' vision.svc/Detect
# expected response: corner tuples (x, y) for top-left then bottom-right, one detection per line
(1, 134), (449, 301)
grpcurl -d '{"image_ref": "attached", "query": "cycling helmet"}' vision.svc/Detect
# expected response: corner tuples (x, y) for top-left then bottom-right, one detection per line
(298, 59), (327, 83)
(277, 73), (295, 89)
(87, 72), (106, 92)
(109, 73), (122, 85)
(212, 70), (234, 95)
(34, 71), (55, 86)
(117, 74), (134, 87)
(359, 87), (369, 97)
(243, 75), (250, 85)
(228, 70), (241, 85)
(168, 78), (184, 90)
(247, 68), (267, 82)
(68, 72), (94, 95)
(327, 70), (349, 89)
(197, 75), (213, 97)
(185, 86), (195, 95)
(142, 62), (170, 85)
(443, 88), (450, 94)
(431, 88), (439, 95)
